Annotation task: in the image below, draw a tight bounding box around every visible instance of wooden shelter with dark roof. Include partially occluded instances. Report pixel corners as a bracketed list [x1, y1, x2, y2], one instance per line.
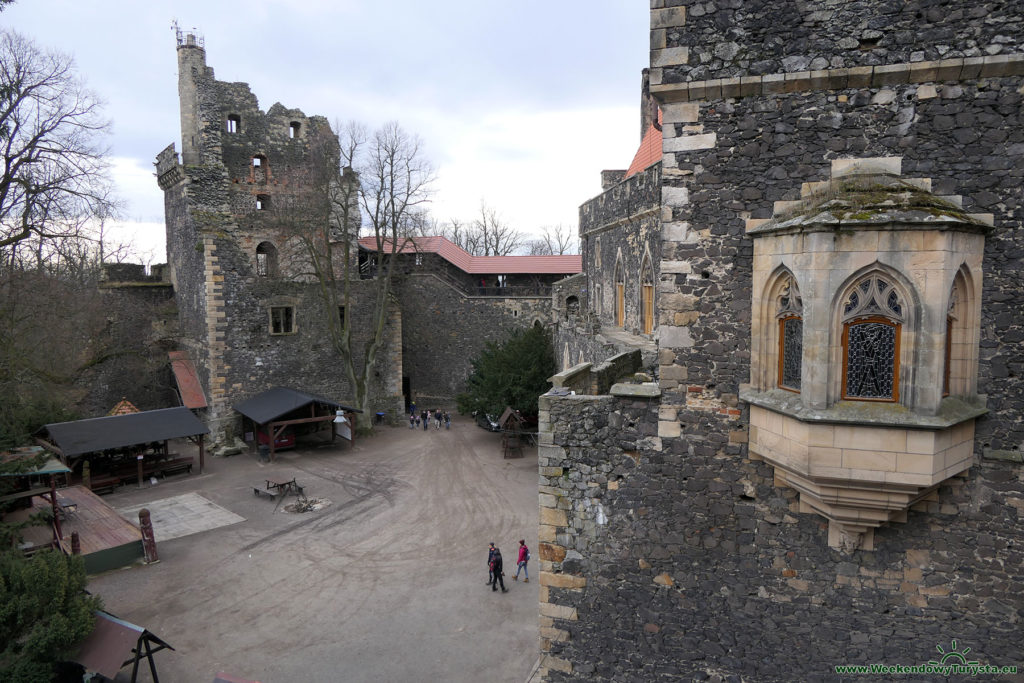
[37, 407, 209, 493]
[233, 386, 360, 461]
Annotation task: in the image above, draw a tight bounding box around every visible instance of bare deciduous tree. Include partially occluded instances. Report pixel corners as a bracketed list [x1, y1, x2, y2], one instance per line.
[434, 202, 523, 256]
[286, 120, 434, 432]
[525, 223, 578, 255]
[473, 201, 523, 256]
[0, 30, 116, 273]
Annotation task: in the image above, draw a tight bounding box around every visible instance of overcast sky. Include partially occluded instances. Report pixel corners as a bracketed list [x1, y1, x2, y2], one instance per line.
[2, 1, 649, 261]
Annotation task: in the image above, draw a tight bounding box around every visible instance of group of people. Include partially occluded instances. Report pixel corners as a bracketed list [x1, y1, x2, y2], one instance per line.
[487, 540, 530, 593]
[409, 407, 451, 430]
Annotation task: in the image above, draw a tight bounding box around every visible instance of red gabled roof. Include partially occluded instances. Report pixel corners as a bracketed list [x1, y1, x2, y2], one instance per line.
[357, 235, 582, 275]
[624, 108, 662, 179]
[108, 398, 139, 416]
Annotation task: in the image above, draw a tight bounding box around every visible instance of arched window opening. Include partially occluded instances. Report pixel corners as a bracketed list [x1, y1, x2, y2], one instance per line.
[289, 121, 301, 139]
[565, 295, 580, 320]
[841, 275, 904, 402]
[226, 114, 241, 133]
[614, 258, 625, 328]
[641, 259, 655, 335]
[944, 270, 974, 397]
[255, 194, 270, 211]
[944, 289, 957, 397]
[256, 241, 277, 277]
[777, 275, 803, 392]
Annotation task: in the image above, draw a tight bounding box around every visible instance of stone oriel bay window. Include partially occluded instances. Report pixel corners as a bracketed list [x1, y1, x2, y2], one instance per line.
[742, 168, 991, 551]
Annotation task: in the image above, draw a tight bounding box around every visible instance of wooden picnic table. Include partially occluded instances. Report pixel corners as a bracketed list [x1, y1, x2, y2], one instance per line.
[253, 477, 306, 503]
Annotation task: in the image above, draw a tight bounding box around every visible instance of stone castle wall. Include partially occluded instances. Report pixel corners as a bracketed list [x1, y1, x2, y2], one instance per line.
[539, 2, 1024, 679]
[161, 40, 405, 438]
[538, 389, 1023, 680]
[580, 162, 662, 339]
[79, 281, 179, 416]
[398, 272, 551, 409]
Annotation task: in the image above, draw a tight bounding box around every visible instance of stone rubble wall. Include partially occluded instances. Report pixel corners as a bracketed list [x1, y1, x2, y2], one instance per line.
[568, 162, 661, 360]
[541, 3, 1024, 678]
[652, 0, 1024, 85]
[397, 272, 551, 409]
[538, 389, 1023, 681]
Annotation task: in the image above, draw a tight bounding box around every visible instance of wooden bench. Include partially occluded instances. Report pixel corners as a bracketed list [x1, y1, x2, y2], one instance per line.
[160, 456, 194, 477]
[254, 478, 306, 502]
[253, 486, 277, 500]
[89, 475, 122, 495]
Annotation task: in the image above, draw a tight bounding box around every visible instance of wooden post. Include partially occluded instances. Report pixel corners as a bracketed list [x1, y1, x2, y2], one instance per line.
[198, 434, 205, 475]
[136, 453, 144, 488]
[144, 636, 160, 683]
[71, 531, 81, 555]
[82, 460, 91, 490]
[49, 475, 62, 541]
[139, 508, 158, 564]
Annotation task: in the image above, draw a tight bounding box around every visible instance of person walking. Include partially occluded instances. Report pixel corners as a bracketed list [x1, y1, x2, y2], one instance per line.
[409, 413, 415, 429]
[444, 411, 451, 430]
[512, 539, 530, 582]
[486, 543, 496, 585]
[435, 410, 442, 430]
[422, 409, 429, 431]
[490, 546, 508, 592]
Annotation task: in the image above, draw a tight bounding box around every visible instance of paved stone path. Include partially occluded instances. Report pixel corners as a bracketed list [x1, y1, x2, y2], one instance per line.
[89, 416, 539, 683]
[117, 492, 246, 542]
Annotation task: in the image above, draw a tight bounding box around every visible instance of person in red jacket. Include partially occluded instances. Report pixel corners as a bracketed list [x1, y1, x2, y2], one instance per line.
[512, 539, 530, 583]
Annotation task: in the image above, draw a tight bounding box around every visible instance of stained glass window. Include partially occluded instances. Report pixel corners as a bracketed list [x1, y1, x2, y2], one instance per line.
[776, 275, 802, 392]
[780, 316, 802, 390]
[844, 320, 898, 400]
[841, 275, 904, 402]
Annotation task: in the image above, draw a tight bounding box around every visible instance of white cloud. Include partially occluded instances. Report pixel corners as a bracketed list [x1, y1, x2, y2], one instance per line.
[6, 1, 648, 259]
[430, 106, 640, 235]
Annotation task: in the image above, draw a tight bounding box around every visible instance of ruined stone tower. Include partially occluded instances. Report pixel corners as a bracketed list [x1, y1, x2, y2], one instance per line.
[156, 30, 402, 442]
[541, 2, 1023, 679]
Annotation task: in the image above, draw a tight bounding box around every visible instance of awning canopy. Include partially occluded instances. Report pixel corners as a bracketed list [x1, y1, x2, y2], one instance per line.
[75, 610, 174, 680]
[40, 407, 209, 458]
[233, 386, 360, 425]
[0, 447, 72, 476]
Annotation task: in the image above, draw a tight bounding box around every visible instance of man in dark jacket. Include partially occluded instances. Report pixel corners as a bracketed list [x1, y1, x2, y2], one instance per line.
[490, 546, 508, 592]
[487, 543, 496, 585]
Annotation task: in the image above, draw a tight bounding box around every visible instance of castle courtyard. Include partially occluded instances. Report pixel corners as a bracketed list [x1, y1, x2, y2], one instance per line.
[87, 416, 539, 683]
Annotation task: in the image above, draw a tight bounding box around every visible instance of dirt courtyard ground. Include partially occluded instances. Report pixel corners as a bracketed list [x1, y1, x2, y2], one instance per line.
[88, 416, 540, 683]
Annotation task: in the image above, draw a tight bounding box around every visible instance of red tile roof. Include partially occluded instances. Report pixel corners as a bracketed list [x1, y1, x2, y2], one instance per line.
[357, 236, 582, 275]
[169, 351, 208, 409]
[624, 108, 662, 178]
[107, 398, 140, 416]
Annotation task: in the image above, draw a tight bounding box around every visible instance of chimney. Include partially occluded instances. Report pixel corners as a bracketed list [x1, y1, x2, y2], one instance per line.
[640, 68, 658, 141]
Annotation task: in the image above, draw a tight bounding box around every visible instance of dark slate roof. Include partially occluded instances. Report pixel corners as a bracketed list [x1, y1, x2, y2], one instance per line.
[41, 407, 209, 457]
[233, 386, 361, 425]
